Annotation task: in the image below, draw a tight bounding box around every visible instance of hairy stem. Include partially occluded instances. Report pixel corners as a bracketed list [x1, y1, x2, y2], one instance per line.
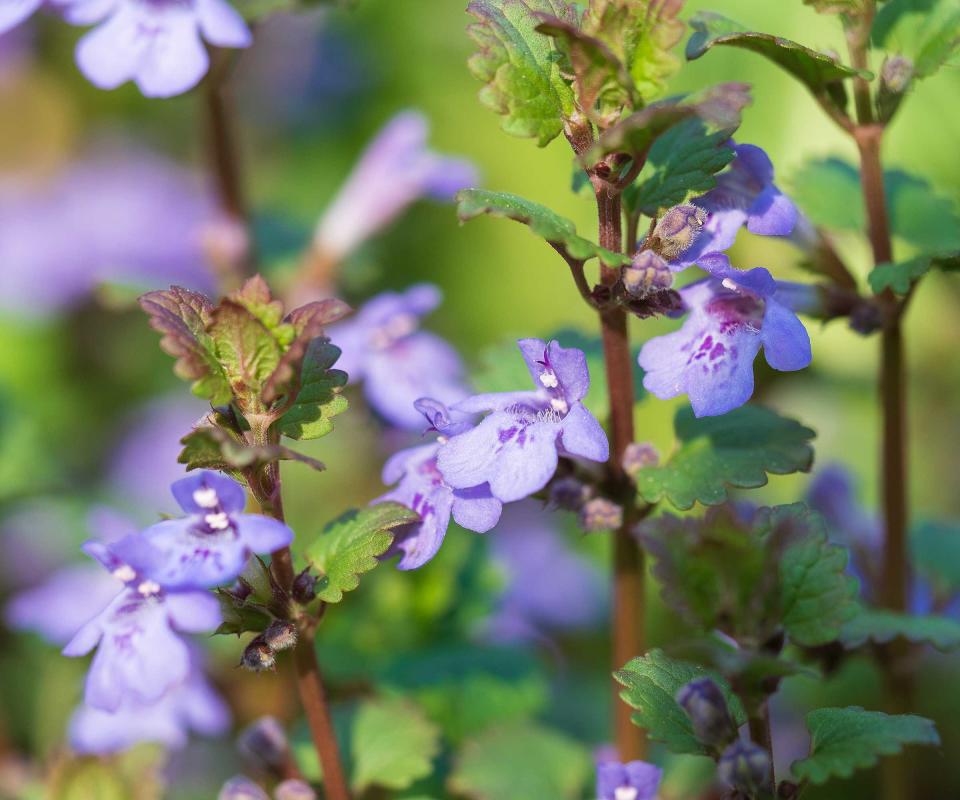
[596, 187, 646, 761]
[204, 47, 253, 288]
[252, 456, 351, 800]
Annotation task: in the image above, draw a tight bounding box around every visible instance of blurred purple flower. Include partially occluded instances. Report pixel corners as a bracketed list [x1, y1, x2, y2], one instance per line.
[313, 111, 477, 259]
[0, 0, 41, 35]
[329, 284, 470, 430]
[69, 651, 229, 754]
[63, 0, 251, 98]
[436, 339, 609, 503]
[377, 400, 502, 569]
[674, 143, 798, 269]
[596, 760, 662, 800]
[110, 471, 293, 589]
[219, 776, 270, 800]
[0, 147, 216, 317]
[639, 254, 812, 417]
[63, 539, 221, 711]
[107, 395, 208, 514]
[484, 501, 605, 643]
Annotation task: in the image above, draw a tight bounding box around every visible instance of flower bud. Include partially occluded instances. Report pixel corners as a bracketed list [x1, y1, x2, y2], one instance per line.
[237, 716, 289, 773]
[218, 775, 269, 800]
[717, 739, 773, 795]
[548, 476, 592, 511]
[652, 204, 707, 260]
[622, 251, 672, 297]
[675, 678, 737, 749]
[292, 568, 318, 604]
[262, 621, 297, 652]
[877, 55, 913, 123]
[579, 497, 623, 532]
[622, 443, 659, 476]
[240, 640, 276, 672]
[275, 780, 318, 800]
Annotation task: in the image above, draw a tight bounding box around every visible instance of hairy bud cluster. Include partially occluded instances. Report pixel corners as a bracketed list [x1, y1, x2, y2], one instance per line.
[548, 475, 593, 511]
[717, 739, 773, 795]
[292, 567, 319, 604]
[675, 677, 737, 749]
[622, 442, 660, 476]
[275, 780, 317, 800]
[240, 621, 297, 673]
[877, 55, 914, 123]
[651, 204, 707, 261]
[622, 251, 673, 298]
[579, 497, 624, 532]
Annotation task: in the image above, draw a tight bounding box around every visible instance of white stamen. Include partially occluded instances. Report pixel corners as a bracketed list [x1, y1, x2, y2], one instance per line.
[193, 487, 219, 508]
[721, 278, 739, 292]
[138, 580, 161, 596]
[205, 512, 230, 530]
[550, 397, 569, 414]
[614, 788, 639, 800]
[112, 565, 136, 583]
[437, 435, 449, 445]
[539, 370, 559, 388]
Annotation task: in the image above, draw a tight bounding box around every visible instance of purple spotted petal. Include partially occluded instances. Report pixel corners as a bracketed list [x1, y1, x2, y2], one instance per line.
[171, 470, 247, 515]
[517, 338, 590, 405]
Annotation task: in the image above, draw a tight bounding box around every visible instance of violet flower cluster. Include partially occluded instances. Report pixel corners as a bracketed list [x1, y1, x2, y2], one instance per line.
[637, 143, 814, 417]
[596, 759, 662, 800]
[8, 470, 293, 755]
[1, 0, 251, 97]
[377, 338, 609, 569]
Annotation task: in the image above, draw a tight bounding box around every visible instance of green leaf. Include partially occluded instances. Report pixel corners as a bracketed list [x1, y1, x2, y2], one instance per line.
[350, 698, 441, 792]
[840, 607, 960, 652]
[625, 118, 736, 216]
[139, 286, 232, 405]
[869, 256, 932, 295]
[790, 159, 960, 252]
[449, 722, 590, 800]
[306, 503, 420, 603]
[911, 520, 960, 593]
[615, 649, 747, 755]
[215, 589, 272, 636]
[872, 0, 960, 78]
[686, 12, 868, 109]
[792, 707, 939, 785]
[456, 189, 630, 267]
[275, 339, 349, 441]
[635, 406, 816, 511]
[771, 504, 860, 646]
[466, 0, 579, 146]
[178, 426, 326, 473]
[208, 300, 283, 411]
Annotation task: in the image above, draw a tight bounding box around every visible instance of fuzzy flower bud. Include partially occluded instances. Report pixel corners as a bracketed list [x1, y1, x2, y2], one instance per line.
[275, 780, 318, 800]
[237, 716, 289, 773]
[240, 640, 276, 673]
[717, 739, 773, 795]
[218, 776, 269, 800]
[579, 497, 623, 532]
[877, 55, 914, 123]
[622, 250, 672, 297]
[675, 678, 737, 749]
[262, 621, 297, 652]
[652, 205, 707, 260]
[622, 443, 659, 476]
[548, 476, 592, 511]
[292, 568, 318, 604]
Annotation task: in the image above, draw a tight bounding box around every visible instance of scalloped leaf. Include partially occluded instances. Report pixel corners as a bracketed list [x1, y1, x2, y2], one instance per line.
[306, 503, 420, 603]
[449, 722, 590, 800]
[635, 406, 816, 511]
[275, 339, 349, 441]
[840, 607, 960, 652]
[351, 698, 441, 792]
[615, 649, 747, 756]
[456, 189, 630, 267]
[686, 12, 868, 109]
[869, 256, 932, 295]
[792, 707, 939, 785]
[466, 0, 579, 146]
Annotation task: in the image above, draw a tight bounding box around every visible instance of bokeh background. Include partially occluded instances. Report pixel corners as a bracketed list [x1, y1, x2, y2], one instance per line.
[0, 0, 958, 797]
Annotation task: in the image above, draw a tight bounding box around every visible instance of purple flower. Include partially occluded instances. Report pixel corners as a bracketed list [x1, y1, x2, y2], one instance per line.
[329, 284, 470, 430]
[110, 471, 293, 589]
[219, 776, 270, 800]
[484, 501, 606, 643]
[63, 541, 221, 712]
[596, 760, 663, 800]
[377, 401, 503, 569]
[0, 0, 41, 35]
[313, 111, 477, 259]
[0, 146, 216, 317]
[674, 143, 798, 269]
[436, 339, 609, 503]
[69, 653, 230, 754]
[638, 254, 812, 417]
[65, 0, 251, 98]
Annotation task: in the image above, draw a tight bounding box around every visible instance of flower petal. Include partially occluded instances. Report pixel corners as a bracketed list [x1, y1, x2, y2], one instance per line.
[451, 485, 503, 533]
[171, 470, 247, 515]
[133, 10, 209, 98]
[747, 184, 798, 237]
[195, 0, 251, 47]
[0, 0, 41, 33]
[559, 402, 609, 462]
[165, 590, 222, 633]
[235, 513, 295, 554]
[74, 8, 145, 90]
[761, 299, 812, 372]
